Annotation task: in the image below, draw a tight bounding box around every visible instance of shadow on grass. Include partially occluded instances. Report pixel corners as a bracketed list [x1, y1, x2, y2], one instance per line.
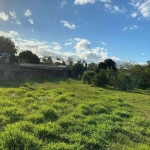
[0, 77, 73, 88]
[104, 86, 150, 96]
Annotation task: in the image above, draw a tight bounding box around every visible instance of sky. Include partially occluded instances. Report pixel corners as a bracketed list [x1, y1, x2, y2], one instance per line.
[0, 0, 150, 64]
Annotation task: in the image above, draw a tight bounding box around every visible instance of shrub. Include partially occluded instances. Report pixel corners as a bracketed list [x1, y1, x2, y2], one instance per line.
[92, 70, 108, 87]
[82, 71, 96, 84]
[114, 73, 135, 91]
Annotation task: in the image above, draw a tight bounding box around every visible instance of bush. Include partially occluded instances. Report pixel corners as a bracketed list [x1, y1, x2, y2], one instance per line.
[92, 70, 108, 87]
[82, 71, 96, 84]
[114, 73, 135, 91]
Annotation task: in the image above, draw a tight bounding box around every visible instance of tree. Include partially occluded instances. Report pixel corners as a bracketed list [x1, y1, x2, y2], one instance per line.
[104, 59, 117, 71]
[67, 57, 73, 66]
[98, 59, 117, 71]
[98, 62, 107, 70]
[19, 50, 40, 64]
[0, 36, 17, 55]
[42, 56, 53, 64]
[87, 63, 98, 71]
[71, 61, 85, 78]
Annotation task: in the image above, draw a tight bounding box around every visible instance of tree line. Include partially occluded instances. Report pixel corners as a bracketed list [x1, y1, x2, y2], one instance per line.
[1, 36, 150, 90]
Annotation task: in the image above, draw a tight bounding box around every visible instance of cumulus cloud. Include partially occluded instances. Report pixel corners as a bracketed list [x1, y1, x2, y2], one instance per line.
[74, 0, 96, 5]
[122, 25, 138, 31]
[0, 12, 9, 21]
[52, 42, 62, 51]
[130, 0, 150, 19]
[104, 4, 126, 13]
[0, 31, 20, 38]
[28, 19, 34, 24]
[61, 20, 76, 29]
[73, 38, 113, 63]
[24, 9, 32, 16]
[0, 30, 120, 63]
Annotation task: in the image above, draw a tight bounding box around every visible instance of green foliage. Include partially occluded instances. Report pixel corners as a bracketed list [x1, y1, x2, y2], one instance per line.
[19, 50, 40, 64]
[0, 36, 17, 55]
[114, 73, 135, 91]
[98, 59, 117, 71]
[82, 71, 96, 84]
[71, 61, 85, 78]
[92, 69, 108, 87]
[87, 63, 97, 71]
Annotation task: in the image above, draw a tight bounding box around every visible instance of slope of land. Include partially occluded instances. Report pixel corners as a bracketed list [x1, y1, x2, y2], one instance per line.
[0, 78, 150, 150]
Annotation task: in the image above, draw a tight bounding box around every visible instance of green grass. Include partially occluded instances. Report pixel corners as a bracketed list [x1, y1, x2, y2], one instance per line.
[0, 78, 150, 149]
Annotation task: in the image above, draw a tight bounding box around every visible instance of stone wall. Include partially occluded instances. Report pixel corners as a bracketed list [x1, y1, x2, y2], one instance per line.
[0, 63, 69, 81]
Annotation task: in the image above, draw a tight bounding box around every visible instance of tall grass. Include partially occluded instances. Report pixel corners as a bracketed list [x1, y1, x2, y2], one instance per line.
[0, 78, 150, 149]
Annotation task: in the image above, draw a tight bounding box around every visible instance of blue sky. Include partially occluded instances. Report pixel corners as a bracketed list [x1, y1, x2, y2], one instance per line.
[0, 0, 150, 64]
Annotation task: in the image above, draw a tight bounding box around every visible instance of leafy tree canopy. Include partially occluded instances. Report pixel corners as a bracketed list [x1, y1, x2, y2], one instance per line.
[19, 50, 40, 64]
[0, 36, 17, 55]
[98, 59, 117, 71]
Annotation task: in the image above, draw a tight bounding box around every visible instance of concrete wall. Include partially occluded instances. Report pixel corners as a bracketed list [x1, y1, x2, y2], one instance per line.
[0, 63, 69, 81]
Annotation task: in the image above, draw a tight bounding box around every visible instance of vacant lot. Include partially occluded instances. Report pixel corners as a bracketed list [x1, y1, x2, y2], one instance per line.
[0, 78, 150, 150]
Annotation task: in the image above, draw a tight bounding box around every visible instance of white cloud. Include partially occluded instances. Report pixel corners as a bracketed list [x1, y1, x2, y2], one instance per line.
[130, 12, 138, 18]
[24, 9, 32, 16]
[101, 41, 107, 45]
[130, 25, 138, 30]
[10, 11, 17, 19]
[104, 4, 126, 13]
[130, 0, 150, 19]
[61, 20, 76, 29]
[0, 12, 9, 21]
[122, 26, 129, 31]
[16, 20, 21, 25]
[0, 30, 120, 63]
[61, 0, 67, 8]
[52, 42, 62, 51]
[100, 0, 111, 3]
[122, 25, 138, 31]
[0, 31, 19, 37]
[73, 38, 117, 63]
[74, 0, 96, 5]
[65, 42, 73, 46]
[28, 19, 34, 24]
[9, 11, 21, 25]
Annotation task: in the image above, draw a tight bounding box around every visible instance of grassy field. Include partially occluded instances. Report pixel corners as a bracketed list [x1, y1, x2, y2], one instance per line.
[0, 78, 150, 150]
